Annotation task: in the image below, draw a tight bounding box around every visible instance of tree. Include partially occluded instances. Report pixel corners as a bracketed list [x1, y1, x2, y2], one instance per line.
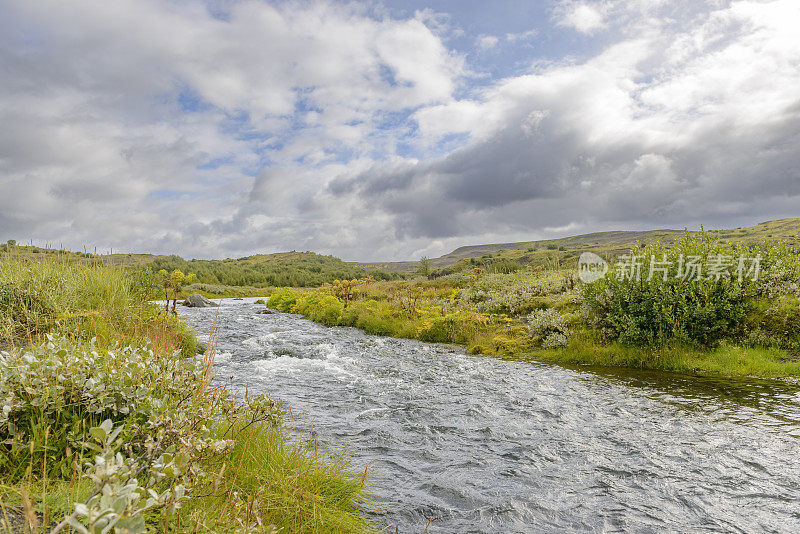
[161, 269, 196, 314]
[417, 256, 432, 277]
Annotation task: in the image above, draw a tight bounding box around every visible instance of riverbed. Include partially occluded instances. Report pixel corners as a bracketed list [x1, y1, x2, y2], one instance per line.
[178, 299, 800, 533]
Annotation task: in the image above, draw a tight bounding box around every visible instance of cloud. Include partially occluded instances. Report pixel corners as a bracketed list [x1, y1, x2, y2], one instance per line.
[0, 0, 463, 257]
[1, 0, 798, 262]
[505, 29, 539, 43]
[557, 2, 608, 34]
[476, 35, 500, 50]
[330, 0, 800, 252]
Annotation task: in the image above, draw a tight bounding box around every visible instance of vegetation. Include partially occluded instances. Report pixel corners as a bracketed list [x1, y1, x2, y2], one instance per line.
[145, 252, 401, 288]
[269, 231, 800, 378]
[0, 253, 375, 533]
[354, 217, 800, 274]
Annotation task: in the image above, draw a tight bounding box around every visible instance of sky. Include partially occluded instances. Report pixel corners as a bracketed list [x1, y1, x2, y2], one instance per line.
[1, 0, 799, 261]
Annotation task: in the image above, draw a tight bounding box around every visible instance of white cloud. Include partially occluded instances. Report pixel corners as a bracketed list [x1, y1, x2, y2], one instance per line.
[505, 28, 539, 42]
[476, 35, 500, 50]
[557, 2, 608, 34]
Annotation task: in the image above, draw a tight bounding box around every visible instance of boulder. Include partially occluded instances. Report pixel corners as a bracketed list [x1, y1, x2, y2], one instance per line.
[183, 294, 219, 308]
[257, 309, 274, 315]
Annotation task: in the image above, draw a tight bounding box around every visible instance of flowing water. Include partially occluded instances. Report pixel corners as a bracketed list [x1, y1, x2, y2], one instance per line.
[178, 299, 800, 533]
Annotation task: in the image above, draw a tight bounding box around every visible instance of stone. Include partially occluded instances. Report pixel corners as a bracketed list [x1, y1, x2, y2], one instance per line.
[183, 294, 219, 308]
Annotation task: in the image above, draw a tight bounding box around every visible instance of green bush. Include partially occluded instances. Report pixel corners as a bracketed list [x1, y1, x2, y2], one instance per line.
[745, 296, 800, 352]
[527, 308, 572, 348]
[583, 231, 755, 346]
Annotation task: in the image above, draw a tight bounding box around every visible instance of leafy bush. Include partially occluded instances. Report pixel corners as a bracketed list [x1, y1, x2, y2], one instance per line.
[745, 296, 800, 353]
[527, 308, 572, 348]
[458, 271, 570, 315]
[583, 232, 755, 346]
[0, 335, 288, 532]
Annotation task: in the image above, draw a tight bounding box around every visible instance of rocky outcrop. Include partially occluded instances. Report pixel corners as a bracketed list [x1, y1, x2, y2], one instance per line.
[182, 294, 219, 308]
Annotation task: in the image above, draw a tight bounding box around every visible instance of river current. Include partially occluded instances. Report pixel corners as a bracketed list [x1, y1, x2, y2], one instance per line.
[177, 299, 800, 533]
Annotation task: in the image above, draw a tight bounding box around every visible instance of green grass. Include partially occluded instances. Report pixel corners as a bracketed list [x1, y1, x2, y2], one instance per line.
[0, 253, 376, 533]
[531, 336, 800, 378]
[268, 262, 800, 379]
[0, 251, 195, 356]
[178, 424, 373, 533]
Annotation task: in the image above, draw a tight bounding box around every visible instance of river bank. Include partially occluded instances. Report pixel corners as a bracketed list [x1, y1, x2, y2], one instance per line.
[267, 233, 800, 379]
[178, 298, 800, 532]
[0, 255, 374, 532]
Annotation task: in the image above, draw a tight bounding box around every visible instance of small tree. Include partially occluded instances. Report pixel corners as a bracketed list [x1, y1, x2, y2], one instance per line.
[332, 279, 358, 308]
[161, 269, 196, 314]
[417, 256, 432, 277]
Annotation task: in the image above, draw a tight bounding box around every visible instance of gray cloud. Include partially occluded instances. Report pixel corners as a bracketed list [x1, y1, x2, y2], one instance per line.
[1, 0, 799, 262]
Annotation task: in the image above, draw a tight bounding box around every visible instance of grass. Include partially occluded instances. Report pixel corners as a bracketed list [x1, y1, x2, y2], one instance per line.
[268, 263, 800, 379]
[0, 252, 376, 533]
[177, 425, 372, 533]
[0, 251, 195, 356]
[531, 335, 800, 378]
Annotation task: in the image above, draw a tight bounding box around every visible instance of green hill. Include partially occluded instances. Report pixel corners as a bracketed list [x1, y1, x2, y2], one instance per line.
[352, 218, 800, 273]
[4, 218, 799, 283]
[0, 246, 401, 288]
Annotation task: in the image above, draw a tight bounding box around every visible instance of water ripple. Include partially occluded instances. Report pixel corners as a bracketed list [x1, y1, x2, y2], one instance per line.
[179, 299, 800, 533]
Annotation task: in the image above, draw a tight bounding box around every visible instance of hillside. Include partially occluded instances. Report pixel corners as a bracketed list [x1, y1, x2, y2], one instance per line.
[4, 218, 799, 282]
[0, 245, 401, 288]
[352, 218, 800, 273]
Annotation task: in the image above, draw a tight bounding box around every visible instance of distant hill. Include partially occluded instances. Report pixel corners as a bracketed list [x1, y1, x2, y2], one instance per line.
[4, 218, 798, 281]
[0, 247, 401, 287]
[351, 218, 800, 273]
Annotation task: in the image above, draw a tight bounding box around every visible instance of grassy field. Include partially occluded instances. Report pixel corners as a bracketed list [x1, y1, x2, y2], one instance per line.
[0, 253, 375, 533]
[268, 231, 800, 379]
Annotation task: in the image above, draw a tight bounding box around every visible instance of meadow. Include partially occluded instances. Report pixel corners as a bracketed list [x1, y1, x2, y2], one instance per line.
[0, 252, 375, 533]
[269, 231, 800, 378]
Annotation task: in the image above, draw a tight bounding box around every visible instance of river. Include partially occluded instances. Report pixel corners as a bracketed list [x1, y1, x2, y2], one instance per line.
[177, 298, 800, 533]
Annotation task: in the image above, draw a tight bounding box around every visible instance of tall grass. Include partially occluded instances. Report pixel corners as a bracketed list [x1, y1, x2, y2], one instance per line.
[0, 252, 195, 356]
[0, 253, 375, 533]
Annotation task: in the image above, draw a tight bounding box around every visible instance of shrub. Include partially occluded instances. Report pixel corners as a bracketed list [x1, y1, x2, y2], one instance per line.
[745, 296, 800, 352]
[0, 335, 285, 531]
[527, 308, 572, 348]
[583, 231, 755, 346]
[458, 271, 569, 315]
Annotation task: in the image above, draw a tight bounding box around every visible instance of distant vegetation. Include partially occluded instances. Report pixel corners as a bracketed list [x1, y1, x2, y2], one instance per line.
[354, 217, 800, 274]
[269, 230, 800, 378]
[145, 251, 402, 288]
[0, 243, 403, 291]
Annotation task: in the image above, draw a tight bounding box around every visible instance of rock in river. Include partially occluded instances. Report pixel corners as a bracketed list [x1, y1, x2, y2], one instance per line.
[182, 294, 219, 308]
